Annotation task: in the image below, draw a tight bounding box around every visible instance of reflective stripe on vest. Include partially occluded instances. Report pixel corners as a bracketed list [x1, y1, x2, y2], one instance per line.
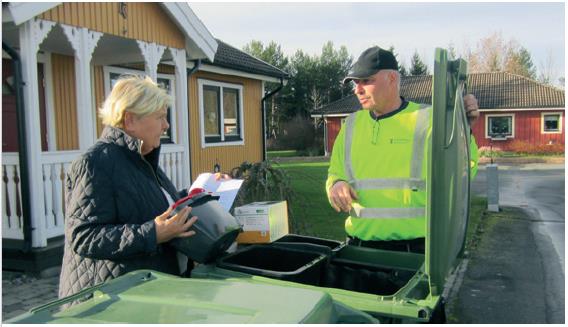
[350, 207, 426, 219]
[344, 105, 430, 219]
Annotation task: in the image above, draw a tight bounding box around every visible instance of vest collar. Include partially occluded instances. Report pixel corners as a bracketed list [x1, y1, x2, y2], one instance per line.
[369, 97, 409, 121]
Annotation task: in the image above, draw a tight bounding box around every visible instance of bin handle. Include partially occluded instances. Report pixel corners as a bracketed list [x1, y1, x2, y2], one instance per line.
[30, 271, 155, 314]
[29, 282, 107, 314]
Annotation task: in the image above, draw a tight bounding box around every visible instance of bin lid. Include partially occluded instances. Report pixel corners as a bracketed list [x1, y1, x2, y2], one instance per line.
[426, 48, 471, 296]
[6, 270, 362, 324]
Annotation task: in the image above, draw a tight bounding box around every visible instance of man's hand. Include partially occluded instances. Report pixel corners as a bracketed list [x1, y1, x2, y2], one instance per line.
[329, 181, 358, 213]
[464, 94, 480, 127]
[155, 206, 198, 244]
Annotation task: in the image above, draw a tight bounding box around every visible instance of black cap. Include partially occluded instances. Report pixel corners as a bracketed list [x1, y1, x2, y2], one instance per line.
[343, 46, 398, 84]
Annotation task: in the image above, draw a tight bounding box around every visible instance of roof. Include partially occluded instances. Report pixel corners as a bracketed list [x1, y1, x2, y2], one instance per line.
[2, 2, 218, 61]
[203, 39, 289, 79]
[312, 72, 565, 115]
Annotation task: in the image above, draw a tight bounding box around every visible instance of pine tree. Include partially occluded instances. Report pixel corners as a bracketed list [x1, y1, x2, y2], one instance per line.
[409, 50, 428, 76]
[387, 46, 408, 76]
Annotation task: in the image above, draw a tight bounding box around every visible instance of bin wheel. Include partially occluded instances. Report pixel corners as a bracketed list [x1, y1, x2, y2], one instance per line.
[429, 299, 447, 323]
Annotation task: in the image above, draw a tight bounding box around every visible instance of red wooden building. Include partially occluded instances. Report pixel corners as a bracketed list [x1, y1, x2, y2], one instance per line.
[312, 72, 565, 155]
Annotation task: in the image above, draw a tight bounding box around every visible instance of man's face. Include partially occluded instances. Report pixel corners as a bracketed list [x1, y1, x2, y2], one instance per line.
[352, 70, 395, 111]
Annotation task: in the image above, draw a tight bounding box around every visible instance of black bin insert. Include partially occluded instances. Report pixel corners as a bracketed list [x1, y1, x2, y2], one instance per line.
[217, 245, 327, 286]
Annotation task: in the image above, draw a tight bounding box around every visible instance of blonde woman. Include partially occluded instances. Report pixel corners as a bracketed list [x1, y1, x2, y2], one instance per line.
[59, 75, 197, 300]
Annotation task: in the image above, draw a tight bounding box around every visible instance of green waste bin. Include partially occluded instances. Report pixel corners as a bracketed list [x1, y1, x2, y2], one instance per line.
[192, 48, 473, 323]
[5, 270, 378, 324]
[6, 48, 470, 324]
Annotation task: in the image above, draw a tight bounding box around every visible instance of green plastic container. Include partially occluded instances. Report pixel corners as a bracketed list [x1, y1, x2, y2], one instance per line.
[6, 48, 470, 324]
[6, 270, 378, 324]
[192, 48, 473, 323]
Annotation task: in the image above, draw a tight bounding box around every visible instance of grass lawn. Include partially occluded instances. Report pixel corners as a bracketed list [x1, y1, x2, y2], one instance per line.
[276, 161, 347, 241]
[277, 159, 487, 244]
[267, 150, 301, 159]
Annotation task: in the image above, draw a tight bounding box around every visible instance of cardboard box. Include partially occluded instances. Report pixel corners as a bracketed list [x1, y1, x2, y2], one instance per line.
[234, 201, 288, 244]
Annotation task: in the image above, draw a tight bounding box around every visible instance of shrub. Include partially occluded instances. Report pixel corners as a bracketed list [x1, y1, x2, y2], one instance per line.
[274, 115, 316, 151]
[508, 140, 565, 155]
[478, 146, 504, 158]
[230, 161, 307, 233]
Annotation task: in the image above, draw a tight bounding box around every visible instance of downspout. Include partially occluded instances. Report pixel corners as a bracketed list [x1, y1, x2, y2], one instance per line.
[261, 77, 284, 161]
[2, 41, 33, 252]
[185, 59, 201, 181]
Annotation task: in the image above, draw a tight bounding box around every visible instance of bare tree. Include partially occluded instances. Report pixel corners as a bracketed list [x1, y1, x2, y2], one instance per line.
[465, 32, 538, 80]
[538, 49, 557, 85]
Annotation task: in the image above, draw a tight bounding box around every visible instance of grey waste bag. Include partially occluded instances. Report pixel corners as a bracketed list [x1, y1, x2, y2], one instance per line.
[169, 188, 242, 263]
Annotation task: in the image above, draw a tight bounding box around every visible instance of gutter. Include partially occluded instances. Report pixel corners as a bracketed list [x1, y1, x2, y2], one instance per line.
[261, 77, 284, 161]
[2, 41, 33, 252]
[185, 59, 201, 180]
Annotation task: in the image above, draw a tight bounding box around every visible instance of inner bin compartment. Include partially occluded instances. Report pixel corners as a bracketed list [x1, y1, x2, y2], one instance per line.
[274, 234, 344, 251]
[217, 244, 328, 286]
[321, 245, 425, 295]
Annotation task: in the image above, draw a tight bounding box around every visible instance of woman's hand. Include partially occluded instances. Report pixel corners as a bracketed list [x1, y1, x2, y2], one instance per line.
[214, 172, 232, 181]
[154, 206, 198, 244]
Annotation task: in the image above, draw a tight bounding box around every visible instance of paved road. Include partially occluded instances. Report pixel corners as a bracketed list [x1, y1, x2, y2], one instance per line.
[471, 163, 565, 322]
[472, 164, 565, 270]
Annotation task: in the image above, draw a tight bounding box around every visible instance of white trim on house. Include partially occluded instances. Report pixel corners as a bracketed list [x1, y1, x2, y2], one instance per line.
[197, 63, 287, 84]
[2, 2, 60, 25]
[541, 112, 563, 134]
[197, 78, 245, 148]
[485, 113, 516, 140]
[102, 66, 178, 144]
[2, 2, 217, 63]
[478, 107, 565, 112]
[160, 2, 217, 61]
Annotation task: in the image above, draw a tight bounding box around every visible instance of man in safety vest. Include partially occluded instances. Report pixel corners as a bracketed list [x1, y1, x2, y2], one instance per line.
[327, 46, 479, 253]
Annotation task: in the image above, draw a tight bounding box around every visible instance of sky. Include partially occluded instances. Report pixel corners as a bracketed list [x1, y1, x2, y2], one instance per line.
[189, 2, 565, 85]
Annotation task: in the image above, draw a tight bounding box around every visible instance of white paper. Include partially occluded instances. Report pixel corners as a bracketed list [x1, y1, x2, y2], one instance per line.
[188, 173, 243, 212]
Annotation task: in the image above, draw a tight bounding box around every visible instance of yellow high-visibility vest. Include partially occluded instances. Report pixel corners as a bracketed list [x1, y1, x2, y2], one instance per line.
[327, 101, 478, 241]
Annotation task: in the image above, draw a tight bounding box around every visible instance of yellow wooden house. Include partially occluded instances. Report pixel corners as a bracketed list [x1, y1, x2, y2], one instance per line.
[1, 2, 288, 271]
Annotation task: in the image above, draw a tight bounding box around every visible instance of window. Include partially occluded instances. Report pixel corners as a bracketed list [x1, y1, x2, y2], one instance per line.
[198, 79, 244, 146]
[542, 113, 562, 134]
[486, 114, 514, 139]
[103, 66, 176, 143]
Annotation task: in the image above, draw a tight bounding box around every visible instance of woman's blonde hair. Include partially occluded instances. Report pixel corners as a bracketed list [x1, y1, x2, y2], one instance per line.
[99, 75, 173, 128]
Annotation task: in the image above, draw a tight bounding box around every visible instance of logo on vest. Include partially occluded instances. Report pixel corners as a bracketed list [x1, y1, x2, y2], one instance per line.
[390, 138, 410, 144]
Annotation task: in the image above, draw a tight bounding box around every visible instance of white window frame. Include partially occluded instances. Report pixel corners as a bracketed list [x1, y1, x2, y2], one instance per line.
[198, 78, 245, 148]
[485, 113, 515, 140]
[541, 112, 563, 134]
[102, 66, 177, 143]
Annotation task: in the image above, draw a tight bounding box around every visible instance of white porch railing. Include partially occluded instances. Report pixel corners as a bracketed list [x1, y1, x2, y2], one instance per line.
[160, 144, 186, 190]
[2, 145, 186, 243]
[2, 154, 24, 240]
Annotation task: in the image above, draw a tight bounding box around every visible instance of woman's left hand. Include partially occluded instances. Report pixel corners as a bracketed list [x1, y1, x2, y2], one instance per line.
[214, 173, 232, 181]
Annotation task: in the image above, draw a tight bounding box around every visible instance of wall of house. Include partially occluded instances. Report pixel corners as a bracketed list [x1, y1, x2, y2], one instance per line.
[39, 2, 184, 48]
[325, 117, 345, 155]
[472, 110, 565, 151]
[51, 53, 79, 150]
[188, 71, 263, 181]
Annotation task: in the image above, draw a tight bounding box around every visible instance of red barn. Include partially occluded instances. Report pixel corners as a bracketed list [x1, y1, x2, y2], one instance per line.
[312, 72, 565, 155]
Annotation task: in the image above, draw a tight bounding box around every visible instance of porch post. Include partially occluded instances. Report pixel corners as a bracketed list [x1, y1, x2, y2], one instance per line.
[136, 41, 166, 82]
[19, 18, 55, 247]
[170, 48, 190, 187]
[61, 25, 103, 150]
